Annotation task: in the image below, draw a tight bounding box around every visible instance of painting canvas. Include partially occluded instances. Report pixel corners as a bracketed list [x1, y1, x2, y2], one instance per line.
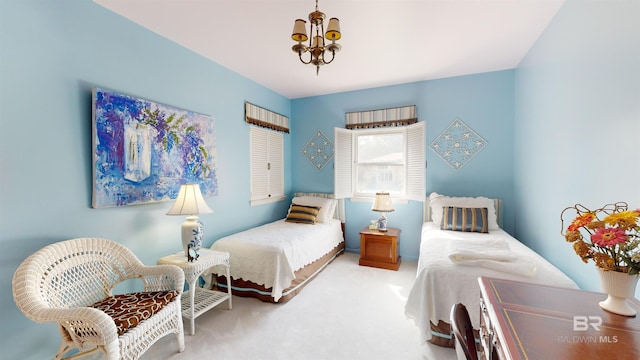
[92, 88, 218, 208]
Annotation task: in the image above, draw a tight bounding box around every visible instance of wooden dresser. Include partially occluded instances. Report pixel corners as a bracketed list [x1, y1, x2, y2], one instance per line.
[359, 227, 401, 270]
[478, 277, 640, 360]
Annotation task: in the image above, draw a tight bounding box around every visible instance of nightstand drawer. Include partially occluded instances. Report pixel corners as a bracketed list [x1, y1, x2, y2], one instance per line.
[362, 236, 396, 262]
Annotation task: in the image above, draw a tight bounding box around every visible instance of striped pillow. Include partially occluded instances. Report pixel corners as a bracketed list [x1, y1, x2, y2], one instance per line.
[285, 204, 321, 224]
[441, 207, 489, 233]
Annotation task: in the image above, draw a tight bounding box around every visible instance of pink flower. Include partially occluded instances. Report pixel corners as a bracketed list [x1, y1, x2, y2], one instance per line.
[591, 227, 627, 247]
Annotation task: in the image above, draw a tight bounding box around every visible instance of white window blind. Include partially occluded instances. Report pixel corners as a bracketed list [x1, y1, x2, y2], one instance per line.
[334, 121, 425, 202]
[250, 126, 285, 206]
[406, 121, 426, 201]
[334, 127, 353, 199]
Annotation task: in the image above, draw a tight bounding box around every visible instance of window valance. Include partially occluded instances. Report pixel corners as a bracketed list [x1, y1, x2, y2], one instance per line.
[345, 105, 417, 129]
[245, 102, 289, 133]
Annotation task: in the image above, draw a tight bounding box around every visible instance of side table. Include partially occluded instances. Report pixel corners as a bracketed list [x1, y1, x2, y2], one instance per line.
[158, 248, 232, 335]
[359, 227, 401, 270]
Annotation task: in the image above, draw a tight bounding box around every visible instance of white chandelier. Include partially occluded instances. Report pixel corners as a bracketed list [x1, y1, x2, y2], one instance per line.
[291, 0, 341, 75]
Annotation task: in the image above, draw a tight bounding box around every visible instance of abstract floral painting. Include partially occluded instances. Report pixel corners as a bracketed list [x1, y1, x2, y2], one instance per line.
[92, 88, 217, 208]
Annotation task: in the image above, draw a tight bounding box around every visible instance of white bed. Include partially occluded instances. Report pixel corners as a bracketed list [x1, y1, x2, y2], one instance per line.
[204, 193, 345, 303]
[404, 193, 578, 347]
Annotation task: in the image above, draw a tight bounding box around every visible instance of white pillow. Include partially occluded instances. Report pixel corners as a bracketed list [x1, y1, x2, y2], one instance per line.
[429, 192, 499, 230]
[291, 196, 337, 223]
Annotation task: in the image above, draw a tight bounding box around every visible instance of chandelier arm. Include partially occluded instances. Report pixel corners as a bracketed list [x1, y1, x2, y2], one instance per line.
[298, 51, 313, 65]
[321, 50, 337, 65]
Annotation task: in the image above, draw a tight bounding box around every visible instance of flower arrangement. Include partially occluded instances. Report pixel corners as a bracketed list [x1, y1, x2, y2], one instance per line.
[561, 202, 640, 275]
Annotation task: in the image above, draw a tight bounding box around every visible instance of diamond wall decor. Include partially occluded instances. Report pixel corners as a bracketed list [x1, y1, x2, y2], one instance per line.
[430, 118, 488, 171]
[301, 130, 334, 171]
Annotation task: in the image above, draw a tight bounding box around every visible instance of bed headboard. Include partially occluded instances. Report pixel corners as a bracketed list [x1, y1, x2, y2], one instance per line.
[293, 192, 345, 223]
[423, 193, 503, 228]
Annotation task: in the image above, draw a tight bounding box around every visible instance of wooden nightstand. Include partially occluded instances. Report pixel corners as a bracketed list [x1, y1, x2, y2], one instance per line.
[359, 227, 401, 270]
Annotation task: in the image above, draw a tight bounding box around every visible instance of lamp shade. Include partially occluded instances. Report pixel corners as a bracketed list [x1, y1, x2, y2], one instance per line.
[312, 35, 324, 48]
[291, 19, 308, 42]
[166, 184, 213, 216]
[325, 18, 341, 40]
[372, 192, 394, 212]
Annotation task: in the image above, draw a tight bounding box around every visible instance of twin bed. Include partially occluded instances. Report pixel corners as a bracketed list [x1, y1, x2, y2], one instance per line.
[204, 193, 345, 303]
[404, 192, 578, 347]
[202, 189, 576, 351]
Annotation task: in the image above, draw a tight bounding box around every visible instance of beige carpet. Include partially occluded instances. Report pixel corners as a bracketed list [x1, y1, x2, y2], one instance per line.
[139, 252, 456, 360]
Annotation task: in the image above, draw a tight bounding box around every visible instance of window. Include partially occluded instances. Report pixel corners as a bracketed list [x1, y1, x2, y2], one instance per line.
[250, 126, 285, 206]
[334, 121, 425, 201]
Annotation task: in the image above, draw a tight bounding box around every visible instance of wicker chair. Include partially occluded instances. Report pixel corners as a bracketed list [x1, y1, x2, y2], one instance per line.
[12, 238, 185, 360]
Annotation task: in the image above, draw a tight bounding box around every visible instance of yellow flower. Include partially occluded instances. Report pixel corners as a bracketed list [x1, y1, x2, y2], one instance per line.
[605, 210, 639, 229]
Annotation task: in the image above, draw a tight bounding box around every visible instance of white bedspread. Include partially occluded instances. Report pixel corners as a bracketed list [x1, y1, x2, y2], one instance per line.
[205, 218, 343, 301]
[405, 223, 578, 343]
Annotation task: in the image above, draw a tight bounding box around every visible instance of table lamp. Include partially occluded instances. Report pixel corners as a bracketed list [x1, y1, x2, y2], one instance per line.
[372, 192, 394, 232]
[167, 184, 213, 260]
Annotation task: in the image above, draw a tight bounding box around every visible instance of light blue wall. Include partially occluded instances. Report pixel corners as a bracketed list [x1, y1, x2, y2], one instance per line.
[0, 1, 291, 358]
[4, 0, 637, 358]
[514, 0, 640, 296]
[291, 70, 515, 260]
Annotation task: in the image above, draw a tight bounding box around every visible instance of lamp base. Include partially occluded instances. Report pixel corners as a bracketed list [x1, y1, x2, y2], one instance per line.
[181, 216, 203, 261]
[378, 213, 388, 232]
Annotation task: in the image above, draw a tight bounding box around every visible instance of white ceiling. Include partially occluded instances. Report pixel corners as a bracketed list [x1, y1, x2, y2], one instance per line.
[94, 0, 564, 99]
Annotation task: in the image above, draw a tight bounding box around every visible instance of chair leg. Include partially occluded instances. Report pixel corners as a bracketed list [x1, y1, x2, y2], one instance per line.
[55, 343, 72, 360]
[55, 326, 76, 359]
[176, 313, 185, 352]
[55, 343, 103, 360]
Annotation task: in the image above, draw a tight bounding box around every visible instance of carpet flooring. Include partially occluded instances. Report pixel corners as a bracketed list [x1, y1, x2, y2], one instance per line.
[139, 252, 457, 360]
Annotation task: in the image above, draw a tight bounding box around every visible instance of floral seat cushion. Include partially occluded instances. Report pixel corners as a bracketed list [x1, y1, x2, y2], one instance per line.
[91, 290, 180, 336]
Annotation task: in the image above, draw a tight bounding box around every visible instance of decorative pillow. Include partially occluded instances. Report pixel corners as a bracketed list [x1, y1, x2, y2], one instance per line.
[441, 207, 489, 233]
[90, 290, 179, 336]
[291, 196, 337, 223]
[429, 192, 499, 230]
[285, 204, 321, 224]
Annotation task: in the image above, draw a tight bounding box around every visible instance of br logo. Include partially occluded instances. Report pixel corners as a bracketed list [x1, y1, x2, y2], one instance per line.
[573, 316, 602, 331]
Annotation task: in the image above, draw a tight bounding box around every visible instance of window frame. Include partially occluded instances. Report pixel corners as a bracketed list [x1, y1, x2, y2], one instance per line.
[353, 128, 406, 197]
[334, 121, 425, 202]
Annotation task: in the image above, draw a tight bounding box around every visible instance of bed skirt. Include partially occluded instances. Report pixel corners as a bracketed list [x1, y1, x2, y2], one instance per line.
[210, 241, 345, 304]
[429, 320, 481, 350]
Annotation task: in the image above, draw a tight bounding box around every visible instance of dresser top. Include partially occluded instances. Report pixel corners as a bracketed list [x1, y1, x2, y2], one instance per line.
[479, 277, 640, 359]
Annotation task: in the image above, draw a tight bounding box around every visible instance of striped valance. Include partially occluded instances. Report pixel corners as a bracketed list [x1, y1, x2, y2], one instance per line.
[345, 105, 417, 129]
[245, 102, 290, 133]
